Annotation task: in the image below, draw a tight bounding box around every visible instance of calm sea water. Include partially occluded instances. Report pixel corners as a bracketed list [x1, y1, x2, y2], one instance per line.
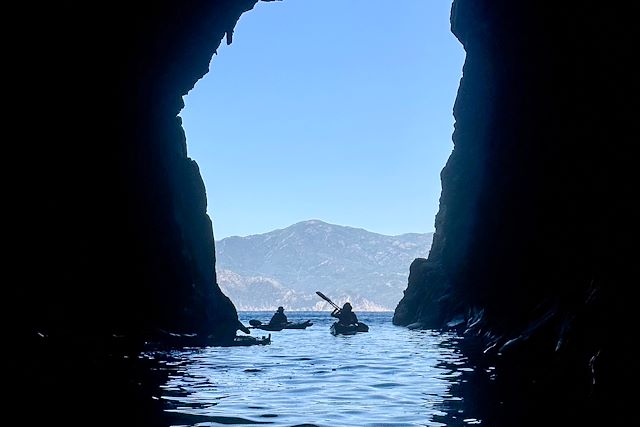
[146, 311, 484, 426]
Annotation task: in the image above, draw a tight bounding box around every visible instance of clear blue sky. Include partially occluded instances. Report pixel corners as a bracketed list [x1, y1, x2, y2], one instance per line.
[180, 0, 465, 239]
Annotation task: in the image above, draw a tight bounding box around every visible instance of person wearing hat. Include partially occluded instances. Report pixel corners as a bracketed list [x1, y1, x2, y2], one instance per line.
[331, 302, 359, 326]
[268, 306, 289, 327]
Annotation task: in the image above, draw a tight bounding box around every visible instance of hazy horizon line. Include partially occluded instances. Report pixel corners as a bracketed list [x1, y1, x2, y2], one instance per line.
[214, 218, 435, 241]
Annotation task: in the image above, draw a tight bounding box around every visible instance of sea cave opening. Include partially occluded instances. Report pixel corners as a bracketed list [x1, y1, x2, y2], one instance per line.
[179, 0, 464, 313]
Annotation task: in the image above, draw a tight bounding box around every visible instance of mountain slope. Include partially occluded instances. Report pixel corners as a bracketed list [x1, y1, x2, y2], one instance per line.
[215, 220, 432, 311]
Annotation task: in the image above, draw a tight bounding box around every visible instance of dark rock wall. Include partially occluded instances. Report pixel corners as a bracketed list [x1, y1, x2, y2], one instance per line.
[395, 0, 634, 423]
[11, 0, 260, 348]
[7, 0, 634, 423]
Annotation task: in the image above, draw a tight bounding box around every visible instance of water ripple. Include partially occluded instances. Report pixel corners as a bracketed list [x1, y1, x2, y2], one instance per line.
[145, 312, 479, 426]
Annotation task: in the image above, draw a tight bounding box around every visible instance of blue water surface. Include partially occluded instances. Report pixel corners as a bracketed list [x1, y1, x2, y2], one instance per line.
[148, 311, 483, 426]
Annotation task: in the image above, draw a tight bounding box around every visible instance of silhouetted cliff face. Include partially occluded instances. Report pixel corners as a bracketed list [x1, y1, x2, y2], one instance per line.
[9, 0, 634, 424]
[394, 0, 633, 424]
[12, 0, 261, 349]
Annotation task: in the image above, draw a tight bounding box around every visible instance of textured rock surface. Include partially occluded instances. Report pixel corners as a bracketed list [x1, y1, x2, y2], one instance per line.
[394, 0, 633, 424]
[11, 1, 261, 350]
[10, 1, 263, 422]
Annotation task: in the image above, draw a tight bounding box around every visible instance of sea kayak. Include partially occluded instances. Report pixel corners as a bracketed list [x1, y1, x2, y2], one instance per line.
[249, 319, 313, 331]
[330, 322, 369, 336]
[148, 329, 271, 348]
[230, 334, 271, 346]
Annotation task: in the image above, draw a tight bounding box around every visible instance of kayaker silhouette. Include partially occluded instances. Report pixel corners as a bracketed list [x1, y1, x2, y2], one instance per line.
[269, 306, 289, 327]
[331, 302, 359, 326]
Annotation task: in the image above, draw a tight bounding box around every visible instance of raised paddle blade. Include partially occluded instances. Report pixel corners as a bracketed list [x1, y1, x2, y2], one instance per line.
[315, 291, 341, 309]
[315, 291, 328, 300]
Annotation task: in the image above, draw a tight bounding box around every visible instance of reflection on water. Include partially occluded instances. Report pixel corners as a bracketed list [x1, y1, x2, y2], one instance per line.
[142, 312, 486, 426]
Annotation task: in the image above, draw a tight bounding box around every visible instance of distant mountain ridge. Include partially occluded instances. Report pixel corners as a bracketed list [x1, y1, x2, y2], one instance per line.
[215, 220, 432, 311]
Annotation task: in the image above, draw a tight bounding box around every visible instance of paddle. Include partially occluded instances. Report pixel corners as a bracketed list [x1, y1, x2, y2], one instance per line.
[316, 291, 341, 311]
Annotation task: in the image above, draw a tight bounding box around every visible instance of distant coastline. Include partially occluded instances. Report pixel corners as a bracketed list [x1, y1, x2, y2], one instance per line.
[216, 219, 432, 311]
